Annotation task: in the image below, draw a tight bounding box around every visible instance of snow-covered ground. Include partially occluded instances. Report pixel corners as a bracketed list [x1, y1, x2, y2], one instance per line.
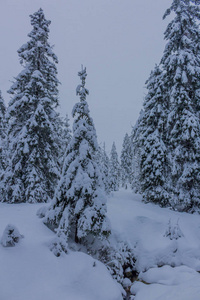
[1, 189, 200, 299]
[0, 203, 122, 300]
[108, 190, 200, 300]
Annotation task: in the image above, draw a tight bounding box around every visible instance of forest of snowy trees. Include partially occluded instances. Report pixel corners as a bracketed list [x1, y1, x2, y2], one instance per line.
[1, 0, 200, 299]
[132, 0, 200, 213]
[0, 9, 131, 206]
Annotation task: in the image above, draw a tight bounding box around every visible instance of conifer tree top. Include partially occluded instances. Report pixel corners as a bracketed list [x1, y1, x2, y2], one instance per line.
[76, 66, 89, 102]
[29, 8, 51, 32]
[17, 8, 58, 67]
[8, 8, 59, 108]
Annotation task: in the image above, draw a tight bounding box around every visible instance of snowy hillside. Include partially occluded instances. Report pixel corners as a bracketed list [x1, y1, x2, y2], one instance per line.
[0, 203, 122, 300]
[1, 190, 200, 300]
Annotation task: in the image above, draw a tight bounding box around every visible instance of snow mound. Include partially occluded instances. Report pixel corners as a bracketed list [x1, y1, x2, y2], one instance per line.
[0, 203, 123, 300]
[1, 224, 24, 247]
[138, 265, 197, 286]
[132, 266, 200, 300]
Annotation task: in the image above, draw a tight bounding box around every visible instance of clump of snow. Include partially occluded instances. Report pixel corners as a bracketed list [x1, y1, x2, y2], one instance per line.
[123, 277, 132, 288]
[1, 224, 24, 247]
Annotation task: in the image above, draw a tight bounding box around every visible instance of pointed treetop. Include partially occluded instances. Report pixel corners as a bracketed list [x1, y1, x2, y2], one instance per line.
[30, 7, 50, 27]
[78, 65, 87, 83]
[27, 8, 51, 45]
[76, 65, 89, 102]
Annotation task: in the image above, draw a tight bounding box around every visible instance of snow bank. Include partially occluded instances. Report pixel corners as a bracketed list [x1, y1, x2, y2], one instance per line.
[132, 266, 200, 300]
[108, 190, 200, 299]
[0, 203, 122, 300]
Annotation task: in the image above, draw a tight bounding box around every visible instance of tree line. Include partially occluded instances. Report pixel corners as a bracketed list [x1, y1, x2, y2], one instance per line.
[0, 1, 200, 218]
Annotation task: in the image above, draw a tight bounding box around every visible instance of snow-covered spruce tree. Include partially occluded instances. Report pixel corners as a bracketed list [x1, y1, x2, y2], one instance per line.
[0, 91, 6, 172]
[45, 67, 111, 249]
[1, 9, 60, 203]
[96, 143, 111, 194]
[135, 65, 170, 206]
[120, 133, 132, 189]
[162, 0, 200, 211]
[109, 142, 121, 191]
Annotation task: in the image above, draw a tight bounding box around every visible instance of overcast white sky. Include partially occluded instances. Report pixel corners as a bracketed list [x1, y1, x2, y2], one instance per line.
[0, 0, 171, 153]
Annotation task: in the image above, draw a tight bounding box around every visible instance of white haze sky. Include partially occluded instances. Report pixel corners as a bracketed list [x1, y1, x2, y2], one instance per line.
[0, 0, 171, 153]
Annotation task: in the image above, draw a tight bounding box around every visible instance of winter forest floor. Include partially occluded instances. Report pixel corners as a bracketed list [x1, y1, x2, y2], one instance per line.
[1, 190, 200, 300]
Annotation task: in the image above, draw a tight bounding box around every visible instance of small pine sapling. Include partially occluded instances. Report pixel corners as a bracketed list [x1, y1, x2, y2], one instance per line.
[164, 219, 184, 240]
[1, 224, 24, 247]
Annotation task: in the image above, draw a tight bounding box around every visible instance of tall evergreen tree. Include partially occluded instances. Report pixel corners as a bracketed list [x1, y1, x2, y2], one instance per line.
[1, 9, 60, 203]
[109, 142, 120, 191]
[162, 0, 200, 211]
[45, 67, 110, 247]
[135, 66, 170, 205]
[120, 133, 132, 189]
[132, 0, 200, 212]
